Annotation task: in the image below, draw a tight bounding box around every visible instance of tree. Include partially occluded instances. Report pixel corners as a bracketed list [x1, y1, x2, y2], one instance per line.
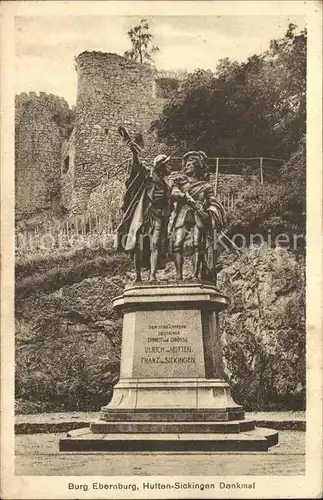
[151, 23, 306, 159]
[124, 18, 159, 65]
[264, 23, 307, 154]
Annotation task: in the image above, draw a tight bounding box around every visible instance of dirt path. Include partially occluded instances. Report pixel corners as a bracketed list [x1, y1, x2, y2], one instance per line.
[15, 430, 305, 476]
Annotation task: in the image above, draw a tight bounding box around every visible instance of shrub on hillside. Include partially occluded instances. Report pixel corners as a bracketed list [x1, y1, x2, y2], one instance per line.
[226, 136, 306, 249]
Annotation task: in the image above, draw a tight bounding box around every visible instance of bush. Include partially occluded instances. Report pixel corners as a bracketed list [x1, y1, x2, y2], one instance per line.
[226, 136, 306, 249]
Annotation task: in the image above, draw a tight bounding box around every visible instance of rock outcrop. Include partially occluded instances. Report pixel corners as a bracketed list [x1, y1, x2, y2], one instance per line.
[15, 275, 126, 412]
[218, 246, 305, 410]
[15, 246, 305, 413]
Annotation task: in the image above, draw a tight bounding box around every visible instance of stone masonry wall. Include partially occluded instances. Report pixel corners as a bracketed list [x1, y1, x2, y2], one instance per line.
[62, 51, 167, 214]
[15, 92, 71, 218]
[60, 129, 77, 212]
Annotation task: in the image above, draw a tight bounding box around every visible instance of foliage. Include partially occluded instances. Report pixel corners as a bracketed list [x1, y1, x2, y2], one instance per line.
[15, 306, 123, 412]
[151, 23, 306, 159]
[16, 351, 121, 412]
[124, 18, 159, 65]
[52, 105, 76, 139]
[226, 136, 306, 246]
[15, 398, 64, 414]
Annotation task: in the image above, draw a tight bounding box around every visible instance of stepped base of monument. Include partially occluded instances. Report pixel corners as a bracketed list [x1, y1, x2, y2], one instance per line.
[59, 283, 279, 453]
[89, 418, 256, 433]
[100, 407, 245, 422]
[102, 378, 245, 415]
[59, 426, 278, 452]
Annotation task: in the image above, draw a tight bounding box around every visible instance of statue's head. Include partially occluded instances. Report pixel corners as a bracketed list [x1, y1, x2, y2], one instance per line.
[152, 154, 171, 177]
[182, 151, 208, 180]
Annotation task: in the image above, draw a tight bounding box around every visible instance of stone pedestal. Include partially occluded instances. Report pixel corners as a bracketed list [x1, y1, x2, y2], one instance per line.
[60, 283, 278, 452]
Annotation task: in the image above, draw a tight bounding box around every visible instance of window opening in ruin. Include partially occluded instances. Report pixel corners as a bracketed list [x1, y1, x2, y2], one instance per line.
[104, 128, 109, 135]
[63, 156, 70, 174]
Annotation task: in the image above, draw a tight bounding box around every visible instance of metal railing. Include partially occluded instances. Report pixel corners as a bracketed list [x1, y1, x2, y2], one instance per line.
[98, 156, 284, 187]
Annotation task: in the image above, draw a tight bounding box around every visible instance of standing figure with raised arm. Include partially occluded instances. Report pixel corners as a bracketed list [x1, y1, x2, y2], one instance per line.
[116, 126, 171, 282]
[169, 151, 225, 281]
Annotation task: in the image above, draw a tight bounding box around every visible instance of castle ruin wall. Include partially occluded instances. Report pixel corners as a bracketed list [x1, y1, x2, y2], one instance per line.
[15, 92, 71, 218]
[61, 51, 167, 214]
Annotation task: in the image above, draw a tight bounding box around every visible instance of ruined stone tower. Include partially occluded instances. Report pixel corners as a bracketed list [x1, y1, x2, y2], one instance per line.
[15, 92, 71, 218]
[61, 51, 171, 214]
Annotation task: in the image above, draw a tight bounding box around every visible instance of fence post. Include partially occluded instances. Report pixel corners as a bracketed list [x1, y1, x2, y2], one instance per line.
[107, 213, 112, 234]
[83, 214, 86, 236]
[259, 157, 264, 185]
[88, 213, 92, 234]
[75, 216, 78, 236]
[214, 158, 220, 196]
[33, 229, 37, 251]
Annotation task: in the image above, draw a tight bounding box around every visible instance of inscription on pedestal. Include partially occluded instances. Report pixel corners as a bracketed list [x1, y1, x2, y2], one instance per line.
[132, 309, 205, 377]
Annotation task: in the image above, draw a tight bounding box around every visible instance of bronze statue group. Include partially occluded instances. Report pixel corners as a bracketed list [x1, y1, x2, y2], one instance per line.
[116, 126, 226, 283]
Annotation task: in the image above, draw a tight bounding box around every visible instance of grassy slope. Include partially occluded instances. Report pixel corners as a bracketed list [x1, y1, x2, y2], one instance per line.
[15, 246, 132, 299]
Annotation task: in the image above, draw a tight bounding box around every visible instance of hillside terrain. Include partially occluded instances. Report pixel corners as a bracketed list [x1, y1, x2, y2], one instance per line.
[15, 244, 305, 413]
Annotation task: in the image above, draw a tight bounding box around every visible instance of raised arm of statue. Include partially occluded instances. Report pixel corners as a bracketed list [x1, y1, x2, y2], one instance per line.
[118, 126, 146, 178]
[127, 140, 143, 177]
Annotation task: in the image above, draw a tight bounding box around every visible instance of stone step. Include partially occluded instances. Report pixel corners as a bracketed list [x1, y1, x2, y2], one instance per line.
[100, 408, 245, 422]
[14, 412, 306, 435]
[59, 427, 279, 452]
[90, 419, 255, 434]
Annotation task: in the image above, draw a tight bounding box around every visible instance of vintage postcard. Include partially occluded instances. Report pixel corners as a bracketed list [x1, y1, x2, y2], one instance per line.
[1, 1, 322, 499]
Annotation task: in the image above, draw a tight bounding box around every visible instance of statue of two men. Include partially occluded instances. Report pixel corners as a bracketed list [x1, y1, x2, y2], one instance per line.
[116, 127, 225, 282]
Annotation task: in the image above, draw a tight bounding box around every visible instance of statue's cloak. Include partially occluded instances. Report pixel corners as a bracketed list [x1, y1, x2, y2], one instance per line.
[116, 161, 147, 253]
[169, 177, 225, 231]
[116, 161, 170, 269]
[169, 175, 226, 282]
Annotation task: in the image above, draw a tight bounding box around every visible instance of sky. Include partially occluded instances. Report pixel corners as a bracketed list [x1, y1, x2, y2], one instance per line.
[15, 15, 305, 106]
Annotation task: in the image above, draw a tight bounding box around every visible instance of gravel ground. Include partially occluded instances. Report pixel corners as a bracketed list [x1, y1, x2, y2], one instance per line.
[15, 430, 305, 476]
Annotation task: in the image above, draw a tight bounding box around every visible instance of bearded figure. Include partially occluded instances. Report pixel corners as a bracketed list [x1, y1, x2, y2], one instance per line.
[169, 151, 225, 281]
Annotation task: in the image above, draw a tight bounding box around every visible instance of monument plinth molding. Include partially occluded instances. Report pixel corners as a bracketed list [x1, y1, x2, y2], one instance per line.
[60, 283, 279, 452]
